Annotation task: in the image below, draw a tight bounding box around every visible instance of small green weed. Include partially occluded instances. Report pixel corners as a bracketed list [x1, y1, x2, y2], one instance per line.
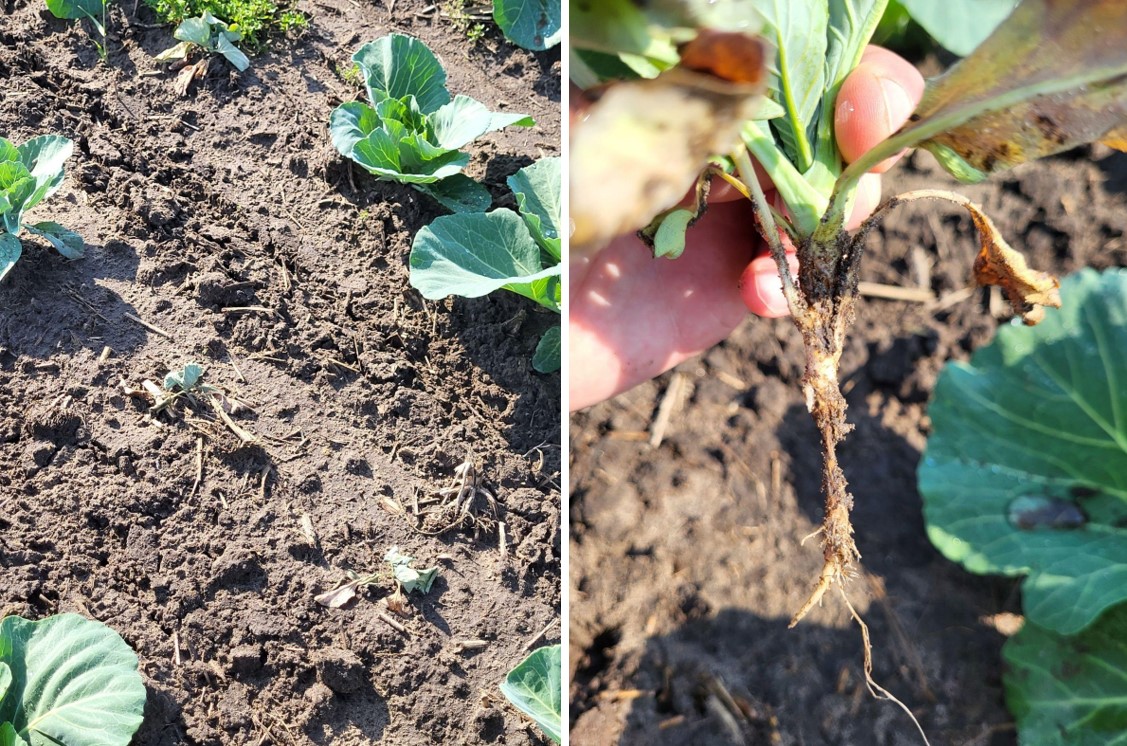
[329, 60, 363, 88]
[466, 22, 486, 43]
[342, 62, 362, 86]
[143, 0, 305, 50]
[442, 0, 489, 45]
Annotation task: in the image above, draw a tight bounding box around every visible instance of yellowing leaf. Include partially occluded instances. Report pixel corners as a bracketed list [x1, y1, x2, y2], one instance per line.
[1102, 124, 1127, 152]
[870, 190, 1061, 324]
[912, 0, 1127, 181]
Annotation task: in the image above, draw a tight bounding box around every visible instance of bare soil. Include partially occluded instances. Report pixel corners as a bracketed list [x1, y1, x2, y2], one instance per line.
[0, 1, 560, 743]
[569, 148, 1127, 745]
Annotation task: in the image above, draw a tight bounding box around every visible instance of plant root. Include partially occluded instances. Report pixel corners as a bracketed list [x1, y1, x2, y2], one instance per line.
[841, 589, 932, 746]
[786, 222, 864, 627]
[775, 188, 1059, 627]
[787, 339, 861, 627]
[736, 148, 866, 627]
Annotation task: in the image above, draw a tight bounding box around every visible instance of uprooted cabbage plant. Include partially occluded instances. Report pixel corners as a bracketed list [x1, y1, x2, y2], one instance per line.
[571, 0, 1127, 631]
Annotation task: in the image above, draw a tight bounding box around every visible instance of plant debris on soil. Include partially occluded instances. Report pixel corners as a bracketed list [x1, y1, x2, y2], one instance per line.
[0, 1, 560, 743]
[569, 147, 1127, 745]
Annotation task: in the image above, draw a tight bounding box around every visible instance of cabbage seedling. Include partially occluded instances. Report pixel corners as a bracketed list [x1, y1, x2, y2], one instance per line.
[384, 547, 439, 594]
[920, 269, 1127, 742]
[572, 0, 1127, 625]
[155, 12, 252, 72]
[500, 645, 561, 743]
[0, 135, 83, 284]
[493, 0, 561, 51]
[122, 363, 257, 442]
[330, 34, 534, 214]
[45, 0, 109, 59]
[409, 157, 562, 372]
[314, 548, 438, 610]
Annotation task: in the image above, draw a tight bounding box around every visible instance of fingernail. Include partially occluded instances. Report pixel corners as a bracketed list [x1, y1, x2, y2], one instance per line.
[879, 76, 913, 133]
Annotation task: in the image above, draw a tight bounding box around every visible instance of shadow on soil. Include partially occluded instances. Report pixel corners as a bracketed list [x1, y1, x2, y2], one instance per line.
[453, 292, 561, 456]
[0, 237, 143, 360]
[600, 605, 1016, 746]
[1097, 151, 1127, 196]
[572, 358, 1021, 746]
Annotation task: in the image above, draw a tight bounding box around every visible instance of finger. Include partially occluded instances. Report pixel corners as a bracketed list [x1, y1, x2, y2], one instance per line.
[845, 172, 882, 230]
[569, 82, 593, 126]
[569, 200, 755, 409]
[740, 250, 799, 318]
[835, 46, 925, 172]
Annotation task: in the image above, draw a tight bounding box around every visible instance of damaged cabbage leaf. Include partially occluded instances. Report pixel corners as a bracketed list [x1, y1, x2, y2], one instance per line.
[967, 204, 1060, 324]
[570, 31, 769, 253]
[842, 0, 1127, 189]
[920, 269, 1127, 635]
[917, 0, 1127, 181]
[866, 189, 1061, 322]
[385, 547, 438, 594]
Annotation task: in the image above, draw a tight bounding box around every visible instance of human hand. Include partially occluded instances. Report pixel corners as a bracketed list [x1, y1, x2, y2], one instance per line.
[569, 47, 924, 411]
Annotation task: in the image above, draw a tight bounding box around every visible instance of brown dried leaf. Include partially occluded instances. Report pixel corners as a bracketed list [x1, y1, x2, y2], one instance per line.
[314, 581, 359, 608]
[967, 205, 1061, 325]
[570, 32, 768, 254]
[386, 587, 409, 615]
[174, 58, 209, 97]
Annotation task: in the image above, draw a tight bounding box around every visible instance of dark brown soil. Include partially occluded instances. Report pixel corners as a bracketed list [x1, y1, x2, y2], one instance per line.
[0, 1, 560, 744]
[570, 147, 1127, 745]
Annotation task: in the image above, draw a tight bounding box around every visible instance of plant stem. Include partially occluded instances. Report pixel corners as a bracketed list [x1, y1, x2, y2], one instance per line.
[733, 140, 865, 626]
[785, 213, 865, 627]
[733, 147, 801, 313]
[741, 121, 825, 236]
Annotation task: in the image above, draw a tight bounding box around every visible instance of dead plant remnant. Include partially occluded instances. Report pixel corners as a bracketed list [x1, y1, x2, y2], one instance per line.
[121, 363, 257, 444]
[314, 570, 382, 609]
[314, 547, 438, 611]
[408, 457, 500, 539]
